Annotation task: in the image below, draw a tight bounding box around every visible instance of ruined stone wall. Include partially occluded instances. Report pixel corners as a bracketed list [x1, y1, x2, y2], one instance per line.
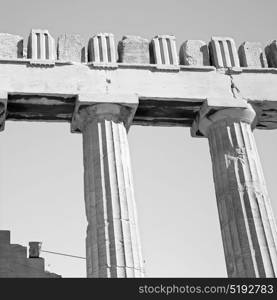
[0, 230, 60, 278]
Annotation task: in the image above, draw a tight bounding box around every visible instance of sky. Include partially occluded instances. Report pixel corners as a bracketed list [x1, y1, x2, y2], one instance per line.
[0, 0, 277, 277]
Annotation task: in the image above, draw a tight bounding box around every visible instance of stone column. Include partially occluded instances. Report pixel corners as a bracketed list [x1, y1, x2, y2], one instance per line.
[76, 103, 144, 278]
[196, 103, 277, 277]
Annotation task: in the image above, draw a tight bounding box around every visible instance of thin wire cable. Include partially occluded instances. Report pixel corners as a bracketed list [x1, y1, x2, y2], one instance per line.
[41, 249, 86, 260]
[0, 250, 85, 276]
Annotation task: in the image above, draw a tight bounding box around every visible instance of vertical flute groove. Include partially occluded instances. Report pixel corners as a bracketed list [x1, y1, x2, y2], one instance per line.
[207, 120, 277, 277]
[82, 117, 144, 278]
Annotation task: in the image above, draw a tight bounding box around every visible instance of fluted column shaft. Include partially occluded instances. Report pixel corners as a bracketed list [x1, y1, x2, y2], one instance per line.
[199, 105, 277, 277]
[78, 104, 144, 278]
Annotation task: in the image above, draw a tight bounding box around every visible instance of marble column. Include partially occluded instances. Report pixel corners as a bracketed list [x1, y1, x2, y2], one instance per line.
[197, 104, 277, 277]
[76, 103, 144, 278]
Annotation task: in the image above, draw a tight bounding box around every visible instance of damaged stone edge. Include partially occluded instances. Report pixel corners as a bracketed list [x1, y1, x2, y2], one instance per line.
[191, 97, 255, 137]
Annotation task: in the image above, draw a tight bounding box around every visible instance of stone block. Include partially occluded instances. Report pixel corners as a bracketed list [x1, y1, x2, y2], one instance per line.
[88, 33, 116, 65]
[0, 230, 10, 245]
[118, 35, 150, 64]
[179, 40, 209, 66]
[0, 33, 23, 59]
[27, 29, 55, 61]
[265, 41, 277, 67]
[238, 42, 267, 67]
[150, 35, 178, 65]
[57, 34, 86, 62]
[209, 37, 240, 68]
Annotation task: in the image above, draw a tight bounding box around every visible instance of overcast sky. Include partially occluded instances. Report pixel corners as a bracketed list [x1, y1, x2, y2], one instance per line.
[0, 0, 277, 277]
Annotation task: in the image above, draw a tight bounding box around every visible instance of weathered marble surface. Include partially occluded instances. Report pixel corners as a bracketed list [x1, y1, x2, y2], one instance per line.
[118, 35, 150, 64]
[57, 34, 86, 62]
[266, 41, 277, 67]
[88, 33, 116, 64]
[239, 42, 267, 68]
[77, 104, 144, 278]
[150, 35, 178, 66]
[179, 40, 209, 66]
[0, 33, 23, 59]
[209, 37, 240, 68]
[27, 29, 55, 61]
[195, 104, 277, 277]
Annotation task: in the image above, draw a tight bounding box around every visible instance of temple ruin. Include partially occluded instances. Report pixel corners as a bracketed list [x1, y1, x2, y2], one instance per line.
[0, 30, 277, 277]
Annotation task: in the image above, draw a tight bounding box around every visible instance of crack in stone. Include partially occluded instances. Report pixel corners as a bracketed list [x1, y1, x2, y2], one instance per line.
[229, 73, 241, 99]
[227, 72, 254, 104]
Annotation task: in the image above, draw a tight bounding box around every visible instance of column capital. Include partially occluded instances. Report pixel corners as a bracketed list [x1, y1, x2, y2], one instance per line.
[191, 98, 257, 137]
[71, 94, 138, 133]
